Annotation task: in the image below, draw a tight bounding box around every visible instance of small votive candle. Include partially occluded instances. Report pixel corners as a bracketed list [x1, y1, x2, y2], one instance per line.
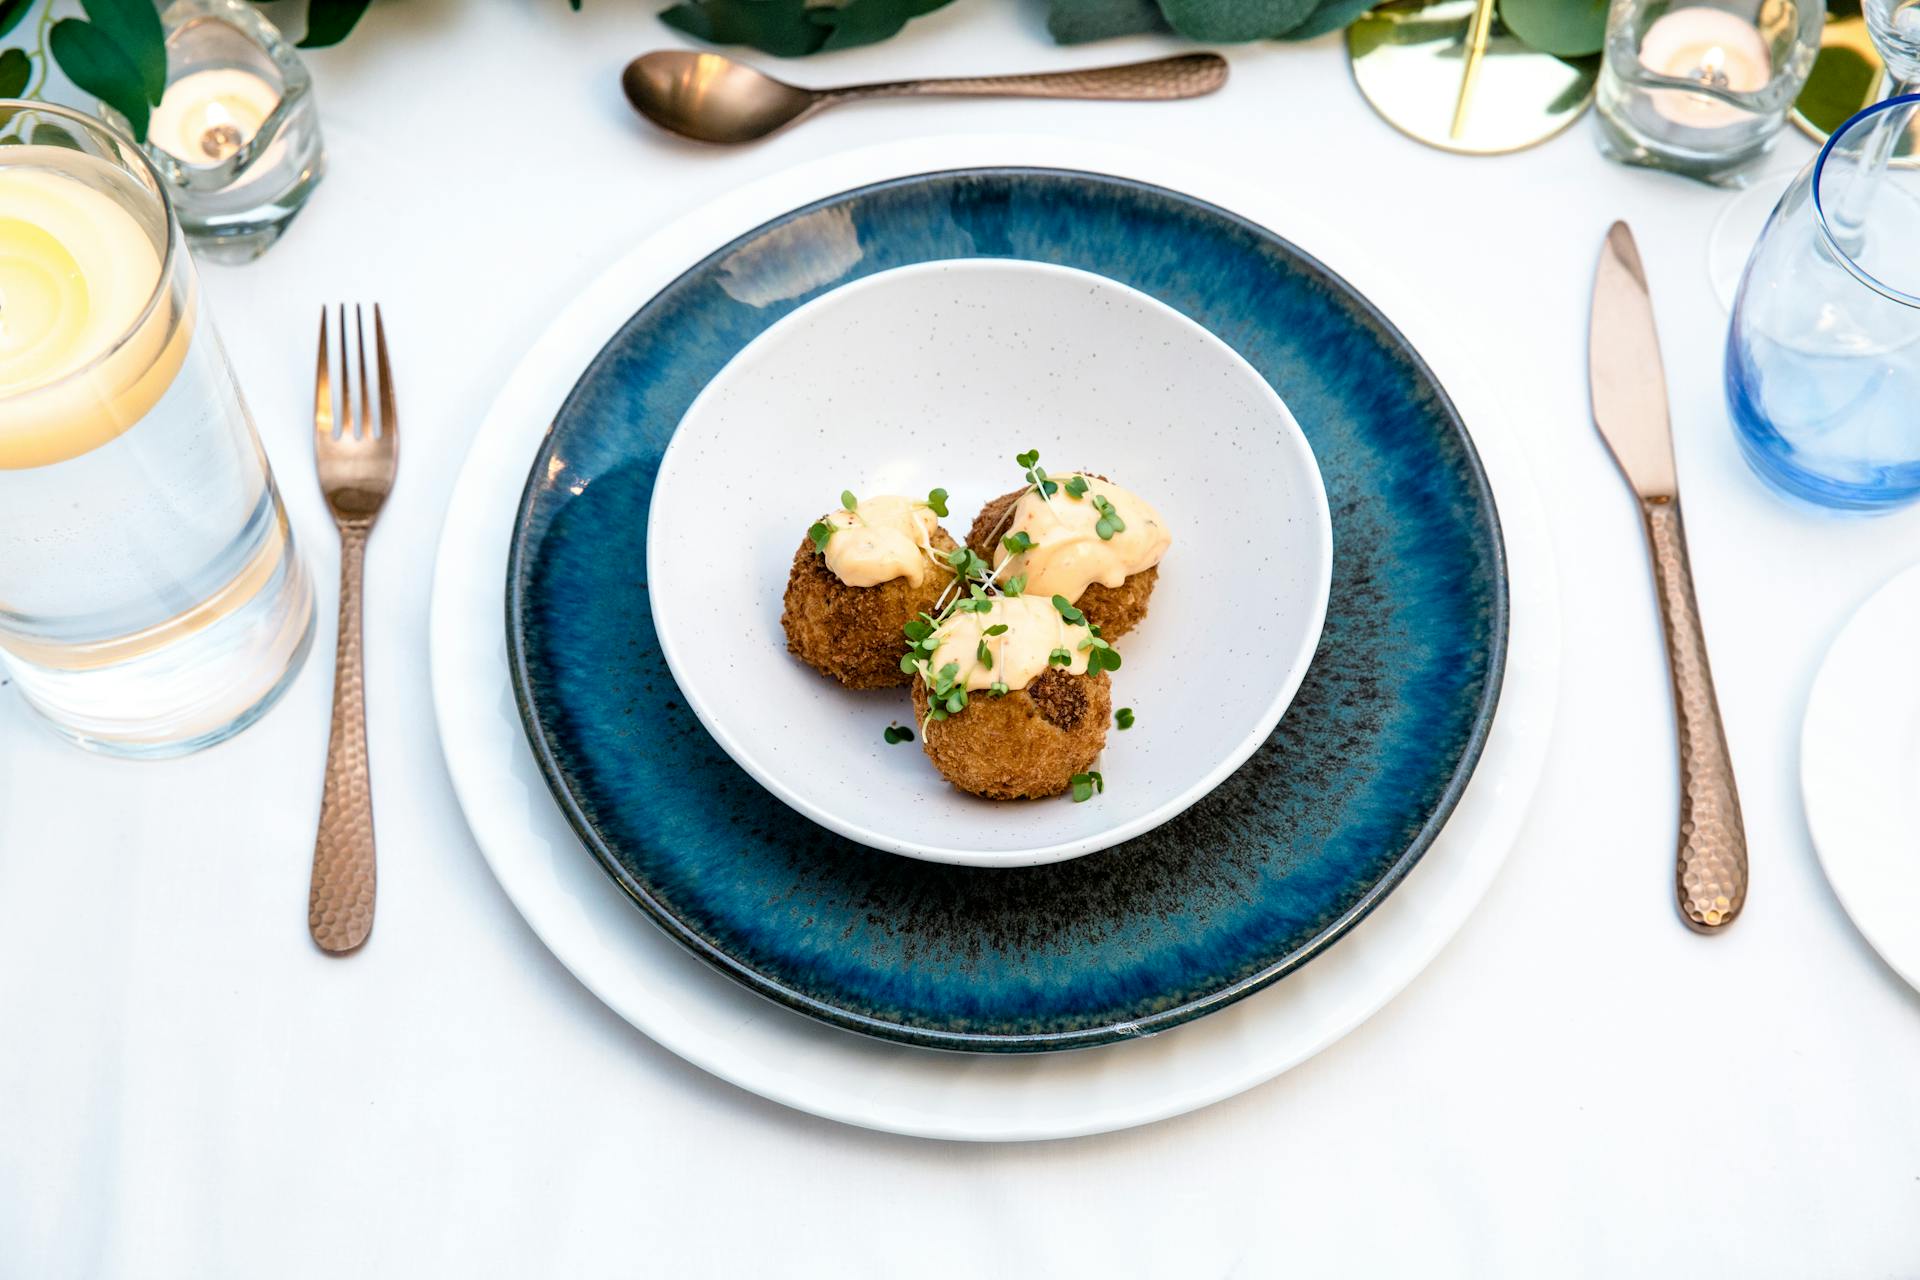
[1595, 0, 1820, 185]
[101, 0, 325, 263]
[148, 68, 281, 166]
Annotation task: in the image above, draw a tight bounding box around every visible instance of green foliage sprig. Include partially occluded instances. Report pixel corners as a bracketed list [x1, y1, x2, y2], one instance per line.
[2, 0, 379, 143]
[655, 0, 1609, 67]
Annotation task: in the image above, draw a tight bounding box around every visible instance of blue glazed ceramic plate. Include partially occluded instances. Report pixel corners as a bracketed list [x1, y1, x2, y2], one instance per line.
[508, 168, 1506, 1052]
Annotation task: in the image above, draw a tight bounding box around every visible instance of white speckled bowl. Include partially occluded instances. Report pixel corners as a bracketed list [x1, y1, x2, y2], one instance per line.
[648, 259, 1331, 866]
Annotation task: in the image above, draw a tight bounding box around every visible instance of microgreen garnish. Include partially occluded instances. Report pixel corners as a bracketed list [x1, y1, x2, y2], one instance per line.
[1070, 771, 1105, 803]
[1016, 448, 1058, 499]
[977, 640, 994, 669]
[1076, 632, 1123, 675]
[1064, 475, 1089, 500]
[1002, 575, 1025, 597]
[922, 661, 969, 729]
[990, 681, 1009, 696]
[807, 521, 834, 553]
[1051, 595, 1086, 625]
[945, 546, 990, 582]
[1002, 530, 1034, 555]
[1116, 707, 1135, 730]
[1091, 494, 1126, 541]
[1048, 647, 1072, 667]
[883, 724, 914, 744]
[841, 490, 858, 512]
[984, 624, 1009, 637]
[924, 488, 949, 518]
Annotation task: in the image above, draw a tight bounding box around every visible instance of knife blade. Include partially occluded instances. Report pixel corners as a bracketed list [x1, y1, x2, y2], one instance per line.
[1589, 221, 1678, 500]
[1587, 220, 1749, 933]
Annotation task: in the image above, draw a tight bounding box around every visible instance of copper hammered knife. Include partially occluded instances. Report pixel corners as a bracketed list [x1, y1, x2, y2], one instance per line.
[1587, 222, 1748, 932]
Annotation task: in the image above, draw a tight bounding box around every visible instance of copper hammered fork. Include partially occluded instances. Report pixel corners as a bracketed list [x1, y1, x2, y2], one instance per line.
[309, 304, 398, 954]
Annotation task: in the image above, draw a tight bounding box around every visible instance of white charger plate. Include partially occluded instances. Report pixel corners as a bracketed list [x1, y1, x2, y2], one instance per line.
[649, 258, 1332, 866]
[1802, 562, 1920, 993]
[428, 137, 1561, 1141]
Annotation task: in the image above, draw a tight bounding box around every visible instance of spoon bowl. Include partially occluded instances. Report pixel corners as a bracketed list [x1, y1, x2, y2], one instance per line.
[622, 51, 820, 144]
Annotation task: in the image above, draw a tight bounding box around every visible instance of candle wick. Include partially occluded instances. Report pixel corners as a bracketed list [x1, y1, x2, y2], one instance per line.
[1691, 46, 1731, 90]
[200, 123, 243, 160]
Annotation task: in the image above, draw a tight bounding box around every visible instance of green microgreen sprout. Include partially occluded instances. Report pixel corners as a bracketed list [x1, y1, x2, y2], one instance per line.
[841, 490, 858, 512]
[1070, 771, 1105, 803]
[990, 681, 1009, 696]
[1077, 632, 1123, 675]
[984, 624, 1009, 636]
[1091, 493, 1126, 542]
[976, 639, 994, 669]
[807, 521, 834, 553]
[1016, 448, 1058, 500]
[1116, 707, 1135, 730]
[923, 488, 949, 518]
[1064, 475, 1089, 500]
[1051, 595, 1086, 625]
[1048, 647, 1072, 667]
[1002, 575, 1025, 597]
[883, 724, 914, 745]
[1002, 530, 1034, 555]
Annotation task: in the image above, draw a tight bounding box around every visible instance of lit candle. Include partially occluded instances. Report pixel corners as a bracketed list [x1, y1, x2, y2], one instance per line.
[1638, 8, 1773, 128]
[148, 68, 281, 166]
[0, 148, 191, 469]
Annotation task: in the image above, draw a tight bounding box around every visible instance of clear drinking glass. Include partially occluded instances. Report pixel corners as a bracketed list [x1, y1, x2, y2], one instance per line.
[1725, 93, 1920, 509]
[1596, 0, 1825, 184]
[0, 101, 314, 755]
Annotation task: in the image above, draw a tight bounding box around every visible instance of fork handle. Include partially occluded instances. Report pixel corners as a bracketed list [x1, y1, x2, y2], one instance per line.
[310, 525, 376, 953]
[1642, 498, 1747, 932]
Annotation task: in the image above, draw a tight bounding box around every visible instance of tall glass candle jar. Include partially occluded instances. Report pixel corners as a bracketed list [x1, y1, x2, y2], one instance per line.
[0, 101, 314, 756]
[1596, 0, 1824, 183]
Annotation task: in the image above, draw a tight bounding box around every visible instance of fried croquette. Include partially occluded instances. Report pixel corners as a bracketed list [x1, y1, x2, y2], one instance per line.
[911, 668, 1111, 800]
[966, 481, 1161, 641]
[781, 526, 958, 689]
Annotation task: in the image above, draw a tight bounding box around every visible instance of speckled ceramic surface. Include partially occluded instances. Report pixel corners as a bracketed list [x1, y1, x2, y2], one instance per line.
[507, 168, 1507, 1052]
[647, 258, 1332, 866]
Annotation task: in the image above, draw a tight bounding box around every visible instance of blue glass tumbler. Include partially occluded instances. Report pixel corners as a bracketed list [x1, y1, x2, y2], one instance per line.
[1725, 94, 1920, 511]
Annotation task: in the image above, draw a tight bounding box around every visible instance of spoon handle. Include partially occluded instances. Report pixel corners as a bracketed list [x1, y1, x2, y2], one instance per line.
[830, 54, 1228, 104]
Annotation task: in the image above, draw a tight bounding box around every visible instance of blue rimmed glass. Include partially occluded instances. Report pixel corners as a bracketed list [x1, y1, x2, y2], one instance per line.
[1725, 94, 1920, 511]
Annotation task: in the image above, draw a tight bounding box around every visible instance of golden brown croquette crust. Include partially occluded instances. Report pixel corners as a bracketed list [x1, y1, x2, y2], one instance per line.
[965, 483, 1158, 640]
[911, 668, 1111, 799]
[780, 524, 958, 689]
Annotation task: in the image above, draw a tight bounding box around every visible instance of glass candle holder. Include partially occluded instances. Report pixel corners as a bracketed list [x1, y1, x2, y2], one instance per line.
[0, 101, 314, 756]
[102, 0, 325, 263]
[1595, 0, 1824, 184]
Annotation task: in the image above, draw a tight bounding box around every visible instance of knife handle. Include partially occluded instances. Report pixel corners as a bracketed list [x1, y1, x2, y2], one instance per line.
[1641, 497, 1748, 932]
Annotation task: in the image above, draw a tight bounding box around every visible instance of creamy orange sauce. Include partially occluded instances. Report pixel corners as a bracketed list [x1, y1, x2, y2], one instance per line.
[926, 595, 1094, 693]
[991, 474, 1170, 602]
[821, 494, 940, 588]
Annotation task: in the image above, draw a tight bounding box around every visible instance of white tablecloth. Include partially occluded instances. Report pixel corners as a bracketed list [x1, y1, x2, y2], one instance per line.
[5, 4, 1919, 1275]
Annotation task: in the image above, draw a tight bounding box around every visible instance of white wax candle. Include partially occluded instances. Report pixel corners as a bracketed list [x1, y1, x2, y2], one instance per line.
[0, 148, 190, 469]
[148, 68, 281, 166]
[1638, 8, 1773, 129]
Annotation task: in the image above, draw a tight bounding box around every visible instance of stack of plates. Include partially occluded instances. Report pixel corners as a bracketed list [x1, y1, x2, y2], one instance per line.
[429, 138, 1560, 1140]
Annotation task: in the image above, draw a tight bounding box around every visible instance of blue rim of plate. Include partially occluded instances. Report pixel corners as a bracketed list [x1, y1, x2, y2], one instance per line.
[507, 168, 1508, 1052]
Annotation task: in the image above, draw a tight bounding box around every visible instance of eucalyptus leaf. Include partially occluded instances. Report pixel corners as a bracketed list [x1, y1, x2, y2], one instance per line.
[79, 0, 166, 104]
[659, 0, 828, 56]
[1047, 0, 1169, 44]
[299, 0, 374, 48]
[0, 0, 31, 41]
[49, 18, 148, 140]
[815, 0, 956, 51]
[1281, 0, 1388, 40]
[1158, 0, 1321, 40]
[0, 46, 27, 98]
[1496, 0, 1608, 57]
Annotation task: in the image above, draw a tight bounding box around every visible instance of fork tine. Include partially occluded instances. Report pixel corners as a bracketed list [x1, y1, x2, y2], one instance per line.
[354, 304, 373, 439]
[374, 304, 398, 451]
[337, 302, 355, 439]
[313, 307, 333, 446]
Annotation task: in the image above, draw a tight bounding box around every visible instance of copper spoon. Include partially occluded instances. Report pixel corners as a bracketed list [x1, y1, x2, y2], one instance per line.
[621, 50, 1229, 145]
